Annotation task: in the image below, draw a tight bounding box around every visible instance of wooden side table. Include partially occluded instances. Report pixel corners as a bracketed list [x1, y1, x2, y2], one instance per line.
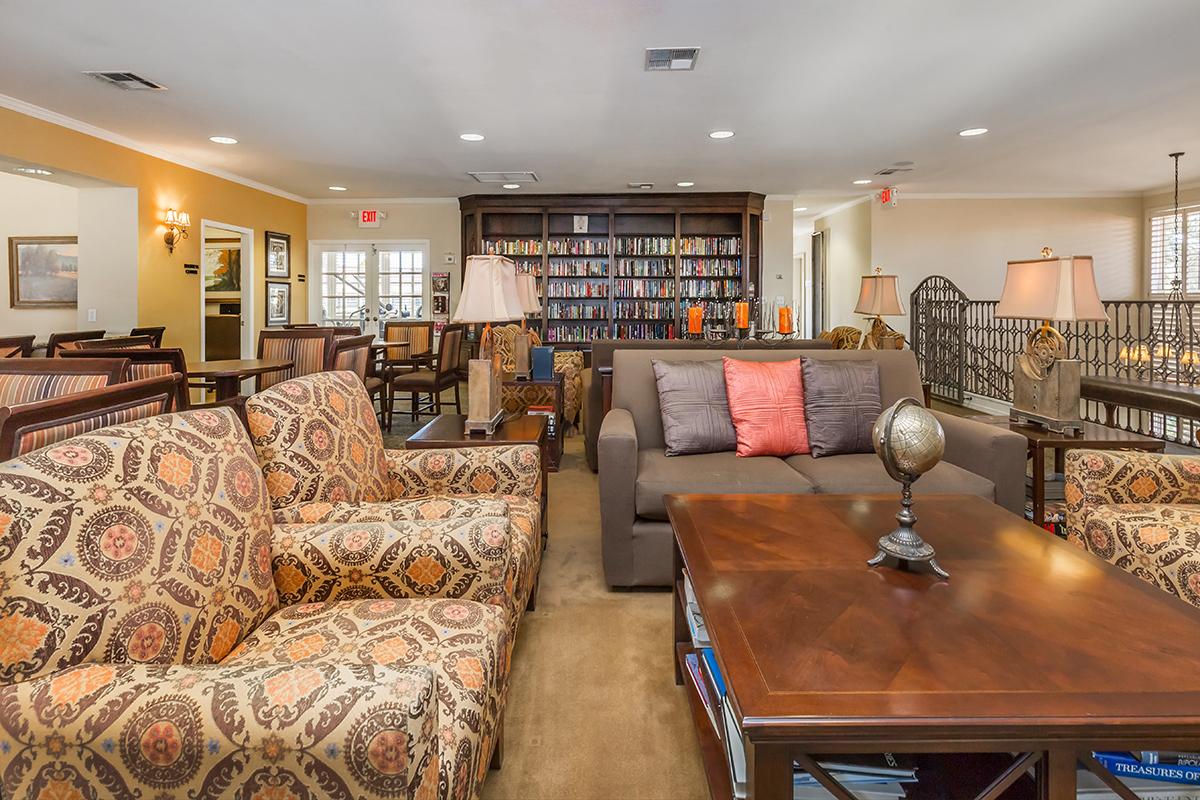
[405, 412, 550, 546]
[975, 416, 1166, 527]
[501, 371, 564, 470]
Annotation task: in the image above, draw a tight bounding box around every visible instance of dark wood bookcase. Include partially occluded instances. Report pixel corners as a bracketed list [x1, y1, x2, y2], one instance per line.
[460, 192, 764, 347]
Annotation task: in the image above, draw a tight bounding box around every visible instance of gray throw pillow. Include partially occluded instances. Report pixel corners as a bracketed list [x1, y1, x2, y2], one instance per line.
[652, 359, 737, 456]
[801, 358, 882, 457]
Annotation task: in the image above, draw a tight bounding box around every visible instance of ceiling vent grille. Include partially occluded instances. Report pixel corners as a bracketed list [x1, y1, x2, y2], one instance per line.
[627, 182, 654, 190]
[644, 48, 700, 71]
[83, 71, 167, 90]
[875, 167, 913, 176]
[468, 171, 539, 184]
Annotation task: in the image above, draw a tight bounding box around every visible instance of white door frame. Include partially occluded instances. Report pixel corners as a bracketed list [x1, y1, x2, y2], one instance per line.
[199, 219, 255, 359]
[308, 238, 432, 331]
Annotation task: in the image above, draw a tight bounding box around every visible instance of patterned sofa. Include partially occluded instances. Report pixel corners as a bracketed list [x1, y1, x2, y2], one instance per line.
[0, 401, 538, 798]
[1065, 449, 1200, 609]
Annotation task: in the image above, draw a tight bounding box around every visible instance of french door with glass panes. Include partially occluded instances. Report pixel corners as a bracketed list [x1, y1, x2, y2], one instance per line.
[311, 241, 429, 337]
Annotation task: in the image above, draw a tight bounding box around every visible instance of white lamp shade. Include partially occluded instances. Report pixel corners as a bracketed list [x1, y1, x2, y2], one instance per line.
[996, 255, 1107, 322]
[516, 273, 541, 314]
[854, 274, 904, 316]
[452, 255, 525, 323]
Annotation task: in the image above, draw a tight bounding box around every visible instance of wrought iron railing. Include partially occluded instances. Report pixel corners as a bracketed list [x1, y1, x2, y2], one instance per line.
[910, 276, 1200, 446]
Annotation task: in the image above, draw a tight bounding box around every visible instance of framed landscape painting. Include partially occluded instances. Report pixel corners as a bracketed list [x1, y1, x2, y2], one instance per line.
[204, 240, 241, 292]
[265, 230, 290, 278]
[9, 236, 79, 308]
[266, 280, 291, 326]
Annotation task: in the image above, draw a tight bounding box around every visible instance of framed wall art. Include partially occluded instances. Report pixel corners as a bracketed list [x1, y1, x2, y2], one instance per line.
[266, 280, 291, 326]
[9, 236, 79, 308]
[265, 230, 290, 278]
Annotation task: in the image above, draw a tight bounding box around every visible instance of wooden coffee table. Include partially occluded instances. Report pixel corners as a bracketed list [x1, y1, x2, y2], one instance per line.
[667, 493, 1200, 800]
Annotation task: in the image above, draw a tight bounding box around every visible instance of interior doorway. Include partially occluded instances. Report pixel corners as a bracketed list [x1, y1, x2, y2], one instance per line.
[200, 220, 254, 359]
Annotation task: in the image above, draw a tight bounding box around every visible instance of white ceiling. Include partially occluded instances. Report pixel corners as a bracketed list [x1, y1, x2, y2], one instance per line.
[1, 0, 1199, 202]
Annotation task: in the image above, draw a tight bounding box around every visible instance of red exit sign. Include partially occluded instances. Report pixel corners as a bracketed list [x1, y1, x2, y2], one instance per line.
[358, 209, 381, 228]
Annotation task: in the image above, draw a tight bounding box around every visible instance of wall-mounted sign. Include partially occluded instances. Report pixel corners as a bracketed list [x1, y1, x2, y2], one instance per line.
[358, 209, 381, 228]
[573, 215, 588, 233]
[879, 187, 899, 207]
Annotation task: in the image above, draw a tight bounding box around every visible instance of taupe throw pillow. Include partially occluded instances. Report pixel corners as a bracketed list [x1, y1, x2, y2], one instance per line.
[801, 358, 882, 457]
[652, 359, 737, 456]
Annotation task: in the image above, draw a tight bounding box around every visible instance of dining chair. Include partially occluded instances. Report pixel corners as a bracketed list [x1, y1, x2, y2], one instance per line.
[0, 374, 181, 460]
[0, 357, 131, 407]
[61, 347, 189, 409]
[282, 323, 319, 329]
[45, 330, 105, 357]
[73, 335, 155, 351]
[381, 320, 434, 367]
[129, 326, 166, 347]
[0, 335, 35, 359]
[255, 328, 336, 391]
[385, 324, 462, 429]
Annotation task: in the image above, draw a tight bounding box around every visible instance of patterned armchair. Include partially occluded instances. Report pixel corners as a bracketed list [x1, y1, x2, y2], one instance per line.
[0, 405, 518, 799]
[494, 324, 584, 428]
[1065, 449, 1200, 609]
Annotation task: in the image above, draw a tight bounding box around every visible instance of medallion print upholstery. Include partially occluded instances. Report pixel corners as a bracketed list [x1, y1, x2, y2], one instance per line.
[1065, 449, 1200, 609]
[384, 446, 541, 500]
[224, 598, 508, 800]
[246, 370, 390, 509]
[0, 407, 277, 686]
[272, 515, 513, 607]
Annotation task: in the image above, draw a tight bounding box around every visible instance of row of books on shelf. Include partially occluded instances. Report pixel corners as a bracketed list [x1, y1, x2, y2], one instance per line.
[546, 302, 607, 319]
[484, 239, 543, 256]
[614, 278, 674, 298]
[680, 257, 741, 277]
[612, 299, 675, 318]
[615, 321, 675, 339]
[682, 300, 741, 321]
[545, 282, 609, 299]
[682, 573, 918, 800]
[614, 236, 676, 255]
[680, 279, 742, 298]
[615, 258, 674, 277]
[544, 322, 609, 342]
[547, 260, 608, 277]
[679, 236, 742, 255]
[548, 239, 608, 255]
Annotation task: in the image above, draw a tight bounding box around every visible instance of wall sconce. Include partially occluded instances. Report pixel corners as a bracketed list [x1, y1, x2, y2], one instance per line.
[163, 208, 190, 254]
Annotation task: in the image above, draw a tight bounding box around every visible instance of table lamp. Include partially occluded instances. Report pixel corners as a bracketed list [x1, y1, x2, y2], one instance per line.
[452, 254, 524, 433]
[996, 248, 1107, 434]
[854, 267, 905, 348]
[513, 272, 541, 380]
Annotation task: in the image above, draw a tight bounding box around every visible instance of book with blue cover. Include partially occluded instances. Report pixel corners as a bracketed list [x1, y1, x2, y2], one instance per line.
[1093, 752, 1200, 785]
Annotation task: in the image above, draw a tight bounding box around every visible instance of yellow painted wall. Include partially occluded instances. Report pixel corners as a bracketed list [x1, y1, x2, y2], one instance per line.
[0, 107, 307, 359]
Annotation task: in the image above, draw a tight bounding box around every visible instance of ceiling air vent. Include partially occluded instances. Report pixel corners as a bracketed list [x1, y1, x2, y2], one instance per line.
[627, 182, 654, 190]
[644, 47, 700, 71]
[468, 171, 539, 184]
[875, 167, 913, 176]
[83, 71, 167, 90]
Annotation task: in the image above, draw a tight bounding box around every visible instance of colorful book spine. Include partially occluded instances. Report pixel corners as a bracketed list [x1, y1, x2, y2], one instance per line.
[1093, 752, 1200, 785]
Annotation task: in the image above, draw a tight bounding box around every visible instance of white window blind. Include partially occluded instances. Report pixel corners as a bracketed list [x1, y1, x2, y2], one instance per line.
[1148, 206, 1200, 295]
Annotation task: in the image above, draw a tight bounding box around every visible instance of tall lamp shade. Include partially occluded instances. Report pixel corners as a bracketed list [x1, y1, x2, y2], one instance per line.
[995, 255, 1107, 322]
[854, 273, 904, 317]
[452, 255, 524, 323]
[515, 273, 541, 315]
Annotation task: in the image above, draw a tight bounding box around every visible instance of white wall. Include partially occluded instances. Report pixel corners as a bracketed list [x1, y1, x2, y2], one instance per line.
[0, 172, 78, 338]
[870, 196, 1143, 302]
[760, 197, 794, 316]
[77, 187, 138, 331]
[813, 198, 873, 328]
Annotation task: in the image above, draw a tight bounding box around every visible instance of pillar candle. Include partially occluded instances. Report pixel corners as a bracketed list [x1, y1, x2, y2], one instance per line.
[735, 302, 750, 330]
[778, 306, 793, 335]
[687, 306, 703, 335]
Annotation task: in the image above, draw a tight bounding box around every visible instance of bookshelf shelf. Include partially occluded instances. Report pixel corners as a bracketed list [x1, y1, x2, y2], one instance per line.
[461, 192, 763, 346]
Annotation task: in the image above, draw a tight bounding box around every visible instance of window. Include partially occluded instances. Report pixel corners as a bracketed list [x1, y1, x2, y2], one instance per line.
[378, 246, 425, 321]
[319, 248, 367, 324]
[312, 241, 429, 336]
[1148, 205, 1200, 295]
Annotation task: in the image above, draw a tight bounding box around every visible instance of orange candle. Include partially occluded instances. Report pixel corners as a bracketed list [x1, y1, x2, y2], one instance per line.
[735, 302, 750, 329]
[778, 306, 793, 335]
[687, 305, 703, 335]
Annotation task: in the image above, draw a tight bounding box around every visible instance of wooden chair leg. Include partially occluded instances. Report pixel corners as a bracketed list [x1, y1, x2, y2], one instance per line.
[454, 382, 461, 413]
[411, 392, 418, 422]
[435, 386, 443, 414]
[385, 385, 394, 431]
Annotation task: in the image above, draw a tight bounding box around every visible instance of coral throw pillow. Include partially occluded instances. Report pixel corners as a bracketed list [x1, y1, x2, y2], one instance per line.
[721, 357, 809, 457]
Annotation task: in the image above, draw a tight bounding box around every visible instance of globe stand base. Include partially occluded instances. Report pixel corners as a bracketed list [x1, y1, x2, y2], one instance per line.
[866, 480, 950, 580]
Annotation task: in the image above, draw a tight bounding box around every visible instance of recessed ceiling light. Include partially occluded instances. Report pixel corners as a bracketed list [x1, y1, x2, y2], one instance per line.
[13, 167, 53, 176]
[852, 179, 872, 185]
[794, 207, 808, 212]
[502, 183, 521, 189]
[958, 127, 988, 137]
[676, 181, 695, 188]
[209, 136, 238, 145]
[460, 133, 485, 142]
[708, 130, 735, 140]
[328, 185, 348, 191]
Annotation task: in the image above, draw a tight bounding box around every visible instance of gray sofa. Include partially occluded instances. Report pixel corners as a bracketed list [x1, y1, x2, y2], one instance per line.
[598, 348, 1027, 587]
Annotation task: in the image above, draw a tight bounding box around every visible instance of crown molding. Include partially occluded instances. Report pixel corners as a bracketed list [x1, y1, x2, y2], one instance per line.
[1140, 178, 1200, 197]
[896, 190, 1141, 199]
[0, 93, 307, 204]
[305, 197, 460, 206]
[811, 195, 872, 222]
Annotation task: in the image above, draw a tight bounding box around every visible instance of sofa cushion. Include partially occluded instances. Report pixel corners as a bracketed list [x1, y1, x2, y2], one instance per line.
[722, 357, 809, 457]
[801, 358, 881, 456]
[635, 448, 815, 520]
[652, 359, 737, 456]
[785, 452, 995, 500]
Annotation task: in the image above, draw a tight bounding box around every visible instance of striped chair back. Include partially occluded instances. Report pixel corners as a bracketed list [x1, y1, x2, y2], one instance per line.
[129, 326, 167, 347]
[329, 334, 373, 381]
[383, 320, 433, 361]
[436, 324, 465, 374]
[0, 335, 35, 359]
[0, 375, 180, 460]
[45, 330, 105, 357]
[0, 358, 130, 407]
[73, 335, 155, 351]
[256, 329, 335, 390]
[60, 348, 190, 409]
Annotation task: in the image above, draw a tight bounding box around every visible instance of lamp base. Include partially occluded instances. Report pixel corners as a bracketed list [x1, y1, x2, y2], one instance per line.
[465, 357, 504, 434]
[512, 330, 532, 381]
[464, 409, 505, 435]
[1011, 357, 1083, 435]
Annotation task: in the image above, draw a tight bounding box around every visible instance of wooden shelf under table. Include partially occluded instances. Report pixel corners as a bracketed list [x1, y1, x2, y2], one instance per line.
[675, 641, 734, 800]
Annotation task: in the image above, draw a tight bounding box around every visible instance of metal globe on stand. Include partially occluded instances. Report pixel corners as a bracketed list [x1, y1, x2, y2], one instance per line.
[866, 397, 949, 579]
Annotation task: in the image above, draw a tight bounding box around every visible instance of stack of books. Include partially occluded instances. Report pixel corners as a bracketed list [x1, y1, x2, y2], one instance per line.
[1078, 753, 1200, 798]
[682, 573, 918, 800]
